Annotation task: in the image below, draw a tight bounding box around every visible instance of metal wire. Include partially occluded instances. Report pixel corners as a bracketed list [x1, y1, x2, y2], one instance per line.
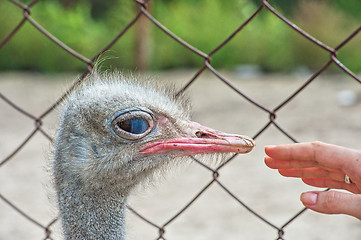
[1, 0, 360, 239]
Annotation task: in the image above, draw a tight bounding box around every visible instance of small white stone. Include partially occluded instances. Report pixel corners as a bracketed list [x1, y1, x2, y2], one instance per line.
[337, 89, 357, 106]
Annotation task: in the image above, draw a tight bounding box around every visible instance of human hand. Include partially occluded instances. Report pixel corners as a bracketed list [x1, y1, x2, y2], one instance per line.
[264, 141, 361, 220]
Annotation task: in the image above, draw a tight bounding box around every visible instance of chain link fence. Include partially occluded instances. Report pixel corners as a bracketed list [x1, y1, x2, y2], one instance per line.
[1, 0, 361, 239]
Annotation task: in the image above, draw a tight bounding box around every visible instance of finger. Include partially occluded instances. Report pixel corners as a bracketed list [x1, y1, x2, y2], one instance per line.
[265, 143, 312, 161]
[301, 191, 361, 220]
[278, 167, 345, 181]
[265, 156, 318, 169]
[302, 178, 361, 194]
[265, 142, 361, 171]
[265, 142, 322, 161]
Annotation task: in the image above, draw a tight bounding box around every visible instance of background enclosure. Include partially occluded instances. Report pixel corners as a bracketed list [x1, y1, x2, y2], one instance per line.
[1, 0, 361, 239]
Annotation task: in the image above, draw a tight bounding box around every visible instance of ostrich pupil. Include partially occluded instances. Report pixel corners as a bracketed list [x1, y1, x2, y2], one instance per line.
[118, 117, 149, 134]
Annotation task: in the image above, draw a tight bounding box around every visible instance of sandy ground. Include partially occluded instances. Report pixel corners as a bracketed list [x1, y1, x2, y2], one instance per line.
[1, 70, 361, 240]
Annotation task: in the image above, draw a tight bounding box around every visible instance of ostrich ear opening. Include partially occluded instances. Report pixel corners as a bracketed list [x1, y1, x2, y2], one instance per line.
[140, 122, 255, 156]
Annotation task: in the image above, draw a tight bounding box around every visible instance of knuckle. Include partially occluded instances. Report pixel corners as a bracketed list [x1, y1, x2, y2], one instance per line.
[321, 191, 341, 212]
[310, 141, 327, 162]
[310, 141, 324, 148]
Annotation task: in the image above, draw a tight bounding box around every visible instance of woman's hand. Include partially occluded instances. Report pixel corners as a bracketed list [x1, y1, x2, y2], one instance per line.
[265, 141, 361, 220]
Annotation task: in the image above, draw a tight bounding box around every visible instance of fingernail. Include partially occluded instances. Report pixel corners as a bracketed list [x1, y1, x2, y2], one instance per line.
[301, 192, 318, 206]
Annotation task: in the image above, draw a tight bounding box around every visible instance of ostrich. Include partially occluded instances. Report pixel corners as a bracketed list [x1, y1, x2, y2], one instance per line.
[53, 71, 255, 240]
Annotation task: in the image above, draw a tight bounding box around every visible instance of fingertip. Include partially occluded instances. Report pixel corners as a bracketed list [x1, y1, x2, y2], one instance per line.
[264, 156, 281, 169]
[301, 178, 310, 184]
[278, 169, 288, 176]
[300, 192, 318, 207]
[264, 145, 276, 155]
[264, 156, 273, 167]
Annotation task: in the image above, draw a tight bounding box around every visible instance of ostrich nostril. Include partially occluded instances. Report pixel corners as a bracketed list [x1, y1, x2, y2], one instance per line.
[195, 131, 215, 139]
[195, 131, 205, 138]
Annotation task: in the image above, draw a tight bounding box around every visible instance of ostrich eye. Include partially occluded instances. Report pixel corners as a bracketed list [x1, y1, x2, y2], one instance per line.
[117, 117, 150, 134]
[110, 108, 154, 140]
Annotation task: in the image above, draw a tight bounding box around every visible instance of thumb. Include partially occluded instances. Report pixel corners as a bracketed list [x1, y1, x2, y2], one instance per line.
[301, 191, 361, 220]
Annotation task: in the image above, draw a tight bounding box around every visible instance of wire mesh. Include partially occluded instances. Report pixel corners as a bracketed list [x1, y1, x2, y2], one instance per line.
[1, 0, 361, 239]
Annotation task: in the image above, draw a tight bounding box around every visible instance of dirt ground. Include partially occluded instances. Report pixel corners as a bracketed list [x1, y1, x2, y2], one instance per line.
[1, 70, 361, 240]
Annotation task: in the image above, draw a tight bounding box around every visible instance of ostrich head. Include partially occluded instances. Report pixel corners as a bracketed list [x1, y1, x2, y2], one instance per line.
[53, 72, 255, 239]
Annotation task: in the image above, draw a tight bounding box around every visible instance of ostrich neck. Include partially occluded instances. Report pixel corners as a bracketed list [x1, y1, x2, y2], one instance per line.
[58, 181, 127, 240]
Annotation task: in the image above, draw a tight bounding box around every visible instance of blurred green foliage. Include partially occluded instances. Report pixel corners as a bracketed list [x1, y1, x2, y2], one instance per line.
[0, 0, 360, 72]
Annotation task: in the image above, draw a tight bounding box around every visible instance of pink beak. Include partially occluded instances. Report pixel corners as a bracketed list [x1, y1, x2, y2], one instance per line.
[140, 122, 255, 157]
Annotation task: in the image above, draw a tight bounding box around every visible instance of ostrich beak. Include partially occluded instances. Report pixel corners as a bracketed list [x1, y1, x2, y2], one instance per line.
[140, 121, 255, 156]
